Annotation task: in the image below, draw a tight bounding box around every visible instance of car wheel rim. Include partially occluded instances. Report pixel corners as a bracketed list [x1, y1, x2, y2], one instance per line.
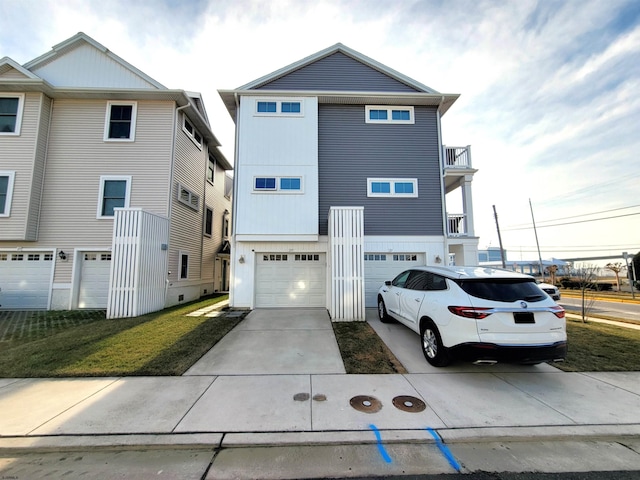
[423, 329, 437, 358]
[378, 301, 384, 319]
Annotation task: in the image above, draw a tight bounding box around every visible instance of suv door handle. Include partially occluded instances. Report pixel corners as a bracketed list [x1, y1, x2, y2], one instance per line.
[415, 298, 421, 302]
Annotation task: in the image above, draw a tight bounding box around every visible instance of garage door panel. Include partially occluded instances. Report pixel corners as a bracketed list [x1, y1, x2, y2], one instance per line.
[255, 253, 326, 308]
[364, 253, 425, 307]
[0, 252, 53, 309]
[78, 252, 111, 309]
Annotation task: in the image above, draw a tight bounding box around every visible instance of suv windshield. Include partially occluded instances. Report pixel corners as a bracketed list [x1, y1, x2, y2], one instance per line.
[455, 279, 547, 303]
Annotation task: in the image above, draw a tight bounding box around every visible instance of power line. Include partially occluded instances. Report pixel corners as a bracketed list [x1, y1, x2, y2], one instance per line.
[503, 212, 640, 231]
[507, 204, 640, 228]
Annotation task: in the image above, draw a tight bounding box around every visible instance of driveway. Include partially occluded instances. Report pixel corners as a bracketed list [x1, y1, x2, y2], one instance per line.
[184, 308, 346, 375]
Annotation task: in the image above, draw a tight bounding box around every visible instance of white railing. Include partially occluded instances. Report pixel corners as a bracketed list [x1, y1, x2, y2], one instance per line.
[329, 206, 365, 321]
[444, 146, 472, 169]
[107, 208, 169, 319]
[447, 213, 467, 236]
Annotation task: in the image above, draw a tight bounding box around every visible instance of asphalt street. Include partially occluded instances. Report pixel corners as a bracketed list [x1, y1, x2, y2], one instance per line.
[560, 297, 640, 321]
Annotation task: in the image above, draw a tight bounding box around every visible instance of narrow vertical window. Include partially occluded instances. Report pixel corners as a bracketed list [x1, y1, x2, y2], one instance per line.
[207, 155, 215, 184]
[179, 252, 189, 279]
[0, 171, 16, 216]
[204, 207, 213, 236]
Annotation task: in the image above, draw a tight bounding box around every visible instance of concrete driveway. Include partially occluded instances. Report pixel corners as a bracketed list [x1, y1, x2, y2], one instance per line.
[184, 308, 346, 375]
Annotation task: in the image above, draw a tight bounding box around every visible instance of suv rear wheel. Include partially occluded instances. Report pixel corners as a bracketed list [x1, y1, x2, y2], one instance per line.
[420, 320, 451, 367]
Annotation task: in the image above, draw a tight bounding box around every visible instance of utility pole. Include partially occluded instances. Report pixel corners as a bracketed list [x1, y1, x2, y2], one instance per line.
[623, 252, 636, 299]
[492, 205, 506, 269]
[529, 199, 545, 281]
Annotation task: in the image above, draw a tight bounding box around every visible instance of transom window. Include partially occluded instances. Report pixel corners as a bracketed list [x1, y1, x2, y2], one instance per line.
[364, 254, 387, 261]
[393, 254, 418, 261]
[255, 99, 303, 116]
[104, 101, 137, 141]
[254, 176, 302, 193]
[263, 254, 288, 261]
[97, 175, 131, 218]
[365, 105, 414, 124]
[295, 254, 320, 261]
[0, 171, 16, 216]
[0, 94, 24, 135]
[183, 116, 203, 148]
[367, 178, 418, 198]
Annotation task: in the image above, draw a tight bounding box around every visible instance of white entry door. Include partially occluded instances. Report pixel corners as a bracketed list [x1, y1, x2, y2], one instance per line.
[255, 253, 326, 307]
[78, 252, 111, 309]
[364, 253, 425, 307]
[0, 251, 54, 309]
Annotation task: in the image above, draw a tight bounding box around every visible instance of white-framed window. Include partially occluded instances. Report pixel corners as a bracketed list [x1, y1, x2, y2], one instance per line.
[104, 101, 137, 141]
[179, 251, 189, 279]
[253, 176, 303, 193]
[0, 170, 16, 217]
[365, 105, 414, 124]
[393, 254, 418, 261]
[364, 254, 387, 261]
[183, 116, 202, 149]
[204, 206, 213, 237]
[178, 183, 200, 211]
[207, 154, 215, 184]
[97, 175, 131, 218]
[367, 178, 418, 198]
[0, 94, 25, 135]
[254, 98, 304, 117]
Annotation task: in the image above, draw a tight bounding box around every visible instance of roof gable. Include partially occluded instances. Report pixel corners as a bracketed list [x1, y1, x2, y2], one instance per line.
[240, 43, 439, 94]
[22, 32, 165, 89]
[0, 57, 40, 80]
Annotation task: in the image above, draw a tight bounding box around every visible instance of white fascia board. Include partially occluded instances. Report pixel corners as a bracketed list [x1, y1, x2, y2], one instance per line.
[235, 234, 319, 242]
[0, 57, 41, 79]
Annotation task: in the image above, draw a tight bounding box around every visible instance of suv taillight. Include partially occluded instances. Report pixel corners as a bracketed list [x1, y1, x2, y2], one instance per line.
[448, 306, 492, 319]
[550, 305, 565, 318]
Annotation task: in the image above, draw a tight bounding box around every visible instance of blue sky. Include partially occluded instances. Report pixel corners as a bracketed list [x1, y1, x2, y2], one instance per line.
[1, 0, 638, 265]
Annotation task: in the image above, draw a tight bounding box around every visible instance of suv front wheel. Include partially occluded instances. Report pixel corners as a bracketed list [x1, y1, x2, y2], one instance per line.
[420, 320, 451, 367]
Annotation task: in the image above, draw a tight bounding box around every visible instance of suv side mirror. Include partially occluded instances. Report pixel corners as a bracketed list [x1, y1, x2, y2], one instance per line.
[385, 280, 392, 286]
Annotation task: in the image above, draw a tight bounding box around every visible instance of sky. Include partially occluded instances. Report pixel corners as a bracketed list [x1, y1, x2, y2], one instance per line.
[1, 0, 639, 267]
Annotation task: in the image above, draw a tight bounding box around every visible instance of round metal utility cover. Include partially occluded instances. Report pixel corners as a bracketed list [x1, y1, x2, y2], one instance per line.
[392, 395, 426, 413]
[349, 395, 382, 413]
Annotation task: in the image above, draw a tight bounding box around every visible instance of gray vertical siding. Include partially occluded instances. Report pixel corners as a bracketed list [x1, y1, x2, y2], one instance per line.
[257, 52, 420, 92]
[318, 104, 443, 236]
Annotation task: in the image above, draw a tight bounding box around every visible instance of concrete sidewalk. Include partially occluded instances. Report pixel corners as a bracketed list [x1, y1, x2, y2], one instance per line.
[1, 307, 640, 477]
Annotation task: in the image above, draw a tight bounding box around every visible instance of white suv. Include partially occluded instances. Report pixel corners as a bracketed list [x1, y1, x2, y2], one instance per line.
[377, 266, 567, 367]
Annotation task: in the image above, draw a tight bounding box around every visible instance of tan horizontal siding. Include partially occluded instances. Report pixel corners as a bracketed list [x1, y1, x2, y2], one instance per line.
[26, 94, 51, 240]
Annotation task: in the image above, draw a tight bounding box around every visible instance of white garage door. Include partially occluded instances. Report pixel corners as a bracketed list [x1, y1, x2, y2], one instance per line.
[255, 253, 326, 307]
[78, 252, 111, 309]
[0, 251, 54, 309]
[364, 253, 425, 307]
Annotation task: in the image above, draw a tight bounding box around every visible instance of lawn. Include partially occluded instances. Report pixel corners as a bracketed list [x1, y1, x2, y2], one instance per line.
[0, 295, 246, 377]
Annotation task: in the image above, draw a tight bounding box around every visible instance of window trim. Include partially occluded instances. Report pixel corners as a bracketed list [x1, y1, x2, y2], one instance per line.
[204, 206, 213, 237]
[96, 175, 132, 219]
[0, 93, 25, 136]
[103, 101, 137, 141]
[367, 178, 418, 198]
[365, 105, 414, 124]
[0, 170, 16, 217]
[254, 98, 304, 117]
[177, 183, 200, 211]
[253, 176, 303, 193]
[182, 115, 203, 149]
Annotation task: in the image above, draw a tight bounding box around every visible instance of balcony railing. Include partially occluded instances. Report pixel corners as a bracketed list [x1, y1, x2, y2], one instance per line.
[444, 146, 472, 169]
[447, 213, 467, 236]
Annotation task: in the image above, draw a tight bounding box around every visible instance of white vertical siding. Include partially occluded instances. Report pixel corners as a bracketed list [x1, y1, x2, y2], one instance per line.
[328, 207, 365, 321]
[235, 96, 318, 237]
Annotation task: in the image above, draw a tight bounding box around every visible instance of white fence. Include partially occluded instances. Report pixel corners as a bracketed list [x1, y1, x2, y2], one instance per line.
[328, 206, 365, 321]
[444, 146, 472, 168]
[107, 208, 169, 319]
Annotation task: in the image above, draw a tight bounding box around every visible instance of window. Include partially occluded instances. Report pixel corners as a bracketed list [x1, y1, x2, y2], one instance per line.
[393, 254, 418, 261]
[97, 175, 131, 218]
[364, 254, 387, 261]
[0, 94, 24, 135]
[179, 251, 189, 279]
[294, 254, 320, 261]
[178, 183, 200, 211]
[254, 176, 303, 193]
[183, 116, 202, 148]
[0, 171, 16, 216]
[204, 207, 213, 237]
[104, 101, 137, 141]
[405, 271, 447, 291]
[367, 178, 418, 198]
[263, 254, 288, 261]
[224, 174, 233, 199]
[207, 155, 215, 184]
[365, 105, 414, 124]
[254, 99, 303, 116]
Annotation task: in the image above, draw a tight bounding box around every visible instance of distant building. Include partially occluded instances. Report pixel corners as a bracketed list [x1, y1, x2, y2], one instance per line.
[478, 247, 504, 263]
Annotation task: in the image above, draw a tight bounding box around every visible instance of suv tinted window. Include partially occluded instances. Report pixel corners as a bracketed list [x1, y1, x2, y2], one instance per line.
[406, 271, 447, 291]
[456, 279, 546, 302]
[392, 270, 411, 288]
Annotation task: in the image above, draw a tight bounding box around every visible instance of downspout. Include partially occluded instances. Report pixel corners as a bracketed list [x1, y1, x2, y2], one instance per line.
[228, 92, 241, 307]
[436, 96, 450, 265]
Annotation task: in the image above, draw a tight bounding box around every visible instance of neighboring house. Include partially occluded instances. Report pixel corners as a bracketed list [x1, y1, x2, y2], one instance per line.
[478, 247, 505, 263]
[0, 33, 232, 316]
[219, 43, 478, 320]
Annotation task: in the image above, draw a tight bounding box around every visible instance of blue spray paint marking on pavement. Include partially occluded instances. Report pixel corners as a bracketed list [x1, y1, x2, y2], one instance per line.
[369, 424, 392, 463]
[426, 427, 461, 472]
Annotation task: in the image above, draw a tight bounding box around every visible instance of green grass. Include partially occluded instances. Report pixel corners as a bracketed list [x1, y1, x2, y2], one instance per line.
[555, 318, 640, 372]
[0, 295, 247, 377]
[332, 322, 407, 374]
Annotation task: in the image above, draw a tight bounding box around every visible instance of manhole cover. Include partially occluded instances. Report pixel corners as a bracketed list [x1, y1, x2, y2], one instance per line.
[392, 395, 426, 413]
[349, 395, 382, 413]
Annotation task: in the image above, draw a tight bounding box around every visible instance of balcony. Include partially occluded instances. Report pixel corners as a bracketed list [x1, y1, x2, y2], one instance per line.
[443, 146, 476, 194]
[447, 213, 468, 237]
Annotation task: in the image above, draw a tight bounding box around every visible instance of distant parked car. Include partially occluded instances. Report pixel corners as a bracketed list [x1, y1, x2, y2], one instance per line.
[537, 282, 561, 301]
[377, 266, 567, 367]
